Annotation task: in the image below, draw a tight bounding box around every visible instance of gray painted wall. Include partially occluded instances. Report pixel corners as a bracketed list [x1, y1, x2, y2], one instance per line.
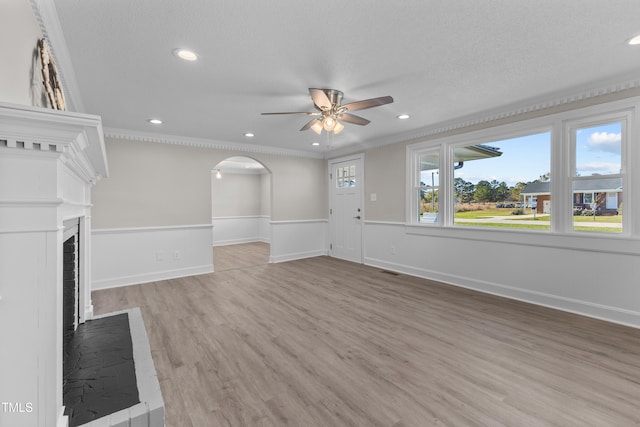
[0, 0, 47, 107]
[91, 137, 326, 228]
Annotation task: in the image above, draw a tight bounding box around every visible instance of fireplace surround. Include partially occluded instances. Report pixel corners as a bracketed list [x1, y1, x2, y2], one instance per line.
[0, 102, 108, 427]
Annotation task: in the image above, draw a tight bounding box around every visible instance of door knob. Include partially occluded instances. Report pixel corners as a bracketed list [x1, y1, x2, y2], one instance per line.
[353, 215, 361, 219]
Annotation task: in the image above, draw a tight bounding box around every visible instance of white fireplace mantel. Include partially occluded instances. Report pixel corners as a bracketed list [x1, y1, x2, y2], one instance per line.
[0, 102, 108, 427]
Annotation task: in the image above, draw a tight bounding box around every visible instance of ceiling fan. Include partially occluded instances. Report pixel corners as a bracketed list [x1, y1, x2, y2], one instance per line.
[261, 88, 393, 135]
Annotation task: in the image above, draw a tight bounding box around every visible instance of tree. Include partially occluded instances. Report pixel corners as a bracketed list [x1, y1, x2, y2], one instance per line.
[474, 180, 494, 202]
[510, 182, 527, 201]
[495, 181, 510, 201]
[454, 178, 475, 203]
[535, 172, 551, 183]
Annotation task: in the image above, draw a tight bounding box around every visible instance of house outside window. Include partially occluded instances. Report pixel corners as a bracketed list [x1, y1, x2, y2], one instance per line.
[569, 119, 625, 234]
[452, 133, 550, 230]
[407, 97, 635, 240]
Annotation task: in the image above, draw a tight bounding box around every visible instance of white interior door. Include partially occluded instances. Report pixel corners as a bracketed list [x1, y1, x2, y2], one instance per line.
[329, 155, 363, 263]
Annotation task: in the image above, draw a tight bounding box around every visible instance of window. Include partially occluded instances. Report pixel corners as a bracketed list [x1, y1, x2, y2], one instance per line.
[407, 97, 635, 240]
[571, 121, 624, 233]
[453, 132, 551, 230]
[336, 164, 356, 188]
[417, 150, 440, 223]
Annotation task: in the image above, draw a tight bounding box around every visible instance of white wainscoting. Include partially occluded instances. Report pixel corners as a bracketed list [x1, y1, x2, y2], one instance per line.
[363, 221, 640, 328]
[270, 219, 328, 263]
[212, 216, 270, 246]
[92, 224, 213, 290]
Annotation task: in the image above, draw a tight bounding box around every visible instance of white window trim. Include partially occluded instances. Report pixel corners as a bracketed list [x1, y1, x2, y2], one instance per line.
[409, 146, 442, 225]
[565, 110, 630, 235]
[406, 96, 640, 253]
[407, 117, 553, 225]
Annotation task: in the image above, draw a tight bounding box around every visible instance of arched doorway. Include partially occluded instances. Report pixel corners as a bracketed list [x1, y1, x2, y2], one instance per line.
[211, 156, 271, 271]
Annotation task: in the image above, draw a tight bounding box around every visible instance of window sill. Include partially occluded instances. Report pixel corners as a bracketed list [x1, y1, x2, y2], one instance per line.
[404, 223, 640, 256]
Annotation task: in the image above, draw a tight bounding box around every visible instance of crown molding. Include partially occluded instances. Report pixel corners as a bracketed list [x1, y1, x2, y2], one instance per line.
[0, 102, 108, 182]
[103, 127, 325, 159]
[327, 72, 640, 159]
[29, 0, 85, 113]
[25, 1, 640, 161]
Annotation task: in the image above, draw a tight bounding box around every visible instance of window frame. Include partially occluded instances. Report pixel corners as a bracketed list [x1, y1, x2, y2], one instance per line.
[410, 146, 443, 225]
[407, 120, 554, 228]
[406, 96, 639, 249]
[565, 111, 629, 235]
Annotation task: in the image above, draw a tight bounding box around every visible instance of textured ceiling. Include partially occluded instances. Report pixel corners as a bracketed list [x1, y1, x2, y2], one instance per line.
[52, 0, 640, 155]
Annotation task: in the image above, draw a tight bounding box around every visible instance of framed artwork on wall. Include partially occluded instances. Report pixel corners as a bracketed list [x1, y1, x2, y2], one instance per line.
[38, 38, 66, 110]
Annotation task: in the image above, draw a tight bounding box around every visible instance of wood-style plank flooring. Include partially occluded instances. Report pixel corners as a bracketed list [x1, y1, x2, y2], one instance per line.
[92, 244, 640, 426]
[213, 242, 270, 272]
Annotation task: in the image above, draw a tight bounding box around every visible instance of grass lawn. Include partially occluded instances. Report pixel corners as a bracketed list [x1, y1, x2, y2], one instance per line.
[504, 215, 550, 221]
[455, 222, 550, 230]
[456, 222, 621, 232]
[574, 214, 622, 223]
[573, 226, 622, 233]
[454, 210, 622, 232]
[454, 208, 520, 218]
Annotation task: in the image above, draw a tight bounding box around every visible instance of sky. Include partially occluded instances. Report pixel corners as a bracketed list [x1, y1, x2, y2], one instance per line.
[576, 122, 622, 176]
[434, 122, 623, 187]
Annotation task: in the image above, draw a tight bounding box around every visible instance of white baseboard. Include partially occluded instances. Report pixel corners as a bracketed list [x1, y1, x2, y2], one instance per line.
[92, 224, 213, 291]
[213, 237, 270, 246]
[212, 216, 270, 246]
[365, 256, 640, 328]
[363, 222, 640, 329]
[84, 304, 94, 321]
[270, 220, 328, 264]
[92, 264, 213, 290]
[270, 249, 328, 263]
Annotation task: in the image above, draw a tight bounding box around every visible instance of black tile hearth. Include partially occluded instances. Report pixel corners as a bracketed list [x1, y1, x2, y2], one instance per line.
[63, 313, 140, 426]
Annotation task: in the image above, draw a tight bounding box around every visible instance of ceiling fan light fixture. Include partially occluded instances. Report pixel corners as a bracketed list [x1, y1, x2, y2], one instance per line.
[323, 117, 336, 131]
[262, 88, 394, 136]
[310, 121, 324, 135]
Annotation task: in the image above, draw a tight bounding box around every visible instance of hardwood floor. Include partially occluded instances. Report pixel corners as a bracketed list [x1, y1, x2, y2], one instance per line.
[213, 242, 270, 272]
[93, 246, 640, 426]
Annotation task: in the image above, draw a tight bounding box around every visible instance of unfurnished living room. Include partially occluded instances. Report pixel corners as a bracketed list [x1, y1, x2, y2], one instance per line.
[2, 1, 640, 426]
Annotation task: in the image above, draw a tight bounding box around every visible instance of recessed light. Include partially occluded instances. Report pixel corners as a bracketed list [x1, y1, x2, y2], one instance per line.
[397, 114, 410, 120]
[147, 118, 163, 124]
[244, 132, 254, 137]
[312, 142, 320, 146]
[173, 49, 198, 61]
[628, 35, 640, 45]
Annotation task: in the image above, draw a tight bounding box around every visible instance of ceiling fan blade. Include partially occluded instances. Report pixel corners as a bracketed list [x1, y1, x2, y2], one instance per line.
[309, 88, 332, 111]
[261, 111, 319, 115]
[341, 96, 394, 112]
[300, 118, 321, 131]
[338, 113, 370, 126]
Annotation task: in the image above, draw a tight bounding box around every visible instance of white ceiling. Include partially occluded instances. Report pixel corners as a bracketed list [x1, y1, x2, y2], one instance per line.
[51, 0, 640, 156]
